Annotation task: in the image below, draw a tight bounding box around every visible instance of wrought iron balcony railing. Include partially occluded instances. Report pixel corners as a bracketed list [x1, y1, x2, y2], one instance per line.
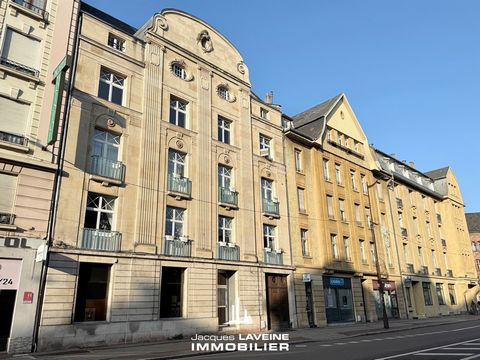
[81, 228, 121, 252]
[0, 212, 15, 225]
[264, 249, 283, 265]
[0, 57, 39, 77]
[262, 198, 279, 217]
[218, 187, 238, 207]
[12, 0, 49, 20]
[0, 130, 28, 146]
[217, 242, 240, 261]
[167, 174, 192, 198]
[164, 236, 192, 257]
[90, 156, 125, 182]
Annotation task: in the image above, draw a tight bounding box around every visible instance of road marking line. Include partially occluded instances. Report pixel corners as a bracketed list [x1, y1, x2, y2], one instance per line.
[462, 354, 480, 360]
[447, 348, 480, 350]
[320, 344, 332, 347]
[294, 345, 307, 348]
[334, 342, 346, 345]
[414, 353, 473, 356]
[375, 337, 480, 360]
[349, 341, 360, 343]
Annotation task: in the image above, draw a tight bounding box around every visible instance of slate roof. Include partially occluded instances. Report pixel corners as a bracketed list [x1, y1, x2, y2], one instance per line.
[81, 2, 137, 36]
[466, 213, 480, 233]
[290, 93, 343, 141]
[424, 167, 450, 179]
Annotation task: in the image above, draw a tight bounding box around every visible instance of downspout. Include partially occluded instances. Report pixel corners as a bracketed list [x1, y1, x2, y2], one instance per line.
[32, 7, 82, 352]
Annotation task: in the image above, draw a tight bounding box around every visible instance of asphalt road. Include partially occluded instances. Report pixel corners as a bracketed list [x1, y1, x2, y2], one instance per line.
[192, 320, 480, 360]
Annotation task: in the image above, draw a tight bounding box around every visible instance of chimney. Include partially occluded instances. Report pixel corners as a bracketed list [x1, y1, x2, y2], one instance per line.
[402, 160, 407, 164]
[409, 161, 415, 168]
[265, 91, 273, 104]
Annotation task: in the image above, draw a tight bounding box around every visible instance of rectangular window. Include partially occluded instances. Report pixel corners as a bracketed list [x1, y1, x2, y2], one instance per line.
[260, 108, 268, 119]
[0, 172, 17, 216]
[74, 263, 111, 322]
[359, 240, 367, 263]
[418, 246, 423, 265]
[168, 149, 186, 177]
[84, 193, 115, 231]
[259, 134, 271, 157]
[343, 236, 351, 261]
[398, 212, 404, 227]
[301, 229, 308, 256]
[261, 178, 273, 201]
[370, 242, 376, 263]
[218, 164, 232, 189]
[0, 97, 29, 140]
[361, 174, 367, 194]
[376, 182, 383, 200]
[323, 159, 330, 180]
[294, 149, 302, 172]
[354, 203, 361, 224]
[403, 243, 409, 262]
[218, 116, 231, 144]
[335, 163, 341, 184]
[263, 224, 275, 249]
[169, 96, 187, 128]
[98, 68, 125, 105]
[297, 187, 306, 212]
[165, 206, 185, 239]
[431, 249, 438, 268]
[448, 284, 456, 305]
[160, 267, 184, 318]
[338, 133, 343, 146]
[91, 129, 120, 165]
[339, 199, 346, 222]
[426, 221, 432, 238]
[422, 282, 433, 306]
[107, 33, 125, 51]
[365, 207, 372, 228]
[326, 195, 334, 219]
[350, 170, 357, 191]
[435, 283, 445, 305]
[2, 28, 41, 72]
[331, 234, 338, 259]
[218, 216, 233, 243]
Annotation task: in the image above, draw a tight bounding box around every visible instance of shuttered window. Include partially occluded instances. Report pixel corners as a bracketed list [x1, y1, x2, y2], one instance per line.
[2, 29, 41, 69]
[0, 173, 17, 213]
[0, 97, 29, 135]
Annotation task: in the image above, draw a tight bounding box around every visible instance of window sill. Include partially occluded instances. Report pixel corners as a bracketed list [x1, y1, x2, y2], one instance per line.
[167, 190, 192, 201]
[0, 64, 41, 86]
[296, 170, 305, 175]
[89, 174, 122, 187]
[302, 254, 313, 259]
[0, 139, 29, 153]
[324, 178, 332, 183]
[262, 212, 280, 220]
[299, 210, 308, 215]
[219, 201, 238, 210]
[0, 224, 17, 231]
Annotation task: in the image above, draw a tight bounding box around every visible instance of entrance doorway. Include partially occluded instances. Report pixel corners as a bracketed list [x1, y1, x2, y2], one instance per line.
[323, 276, 354, 323]
[0, 290, 16, 351]
[265, 274, 290, 330]
[373, 280, 400, 319]
[305, 282, 316, 327]
[218, 271, 235, 326]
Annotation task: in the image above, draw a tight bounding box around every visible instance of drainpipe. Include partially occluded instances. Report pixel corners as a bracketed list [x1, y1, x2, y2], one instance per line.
[31, 6, 82, 352]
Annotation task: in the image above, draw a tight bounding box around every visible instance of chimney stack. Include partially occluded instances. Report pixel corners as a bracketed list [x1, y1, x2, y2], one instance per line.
[409, 161, 415, 168]
[265, 91, 273, 104]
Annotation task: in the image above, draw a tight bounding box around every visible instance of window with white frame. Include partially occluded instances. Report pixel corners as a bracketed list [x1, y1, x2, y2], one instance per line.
[297, 187, 306, 212]
[350, 170, 357, 190]
[218, 216, 233, 243]
[218, 116, 231, 144]
[359, 240, 367, 263]
[339, 198, 346, 221]
[98, 68, 125, 105]
[343, 236, 351, 261]
[326, 195, 334, 219]
[323, 159, 330, 180]
[259, 134, 271, 157]
[301, 229, 308, 256]
[165, 206, 185, 239]
[168, 149, 186, 177]
[331, 234, 338, 259]
[294, 149, 302, 172]
[338, 133, 344, 146]
[260, 108, 269, 120]
[365, 207, 372, 228]
[361, 174, 367, 194]
[261, 178, 273, 201]
[107, 33, 125, 52]
[91, 129, 120, 161]
[335, 163, 341, 184]
[217, 86, 230, 101]
[218, 164, 232, 189]
[354, 203, 361, 224]
[263, 224, 275, 249]
[84, 193, 116, 231]
[169, 96, 187, 128]
[172, 63, 187, 80]
[370, 241, 377, 263]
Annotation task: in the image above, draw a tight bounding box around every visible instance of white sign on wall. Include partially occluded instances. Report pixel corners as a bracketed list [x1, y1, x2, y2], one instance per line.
[0, 258, 22, 290]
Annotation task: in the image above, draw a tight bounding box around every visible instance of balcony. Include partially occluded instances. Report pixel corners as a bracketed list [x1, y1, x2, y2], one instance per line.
[446, 269, 453, 277]
[0, 57, 39, 78]
[11, 0, 49, 21]
[167, 174, 192, 198]
[434, 268, 442, 276]
[164, 236, 192, 257]
[406, 263, 414, 273]
[264, 249, 283, 265]
[81, 228, 122, 252]
[90, 156, 125, 182]
[262, 198, 280, 218]
[0, 130, 28, 147]
[218, 187, 238, 208]
[419, 266, 429, 275]
[396, 198, 403, 210]
[437, 213, 442, 225]
[217, 242, 240, 261]
[400, 227, 408, 237]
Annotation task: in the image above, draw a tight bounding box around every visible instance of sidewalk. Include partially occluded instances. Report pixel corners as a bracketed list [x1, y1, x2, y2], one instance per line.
[3, 315, 479, 360]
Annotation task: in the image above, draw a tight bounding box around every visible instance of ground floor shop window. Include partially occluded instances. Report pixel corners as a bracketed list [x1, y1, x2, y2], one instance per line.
[422, 282, 433, 306]
[448, 284, 457, 305]
[74, 263, 111, 322]
[435, 283, 445, 305]
[160, 267, 184, 318]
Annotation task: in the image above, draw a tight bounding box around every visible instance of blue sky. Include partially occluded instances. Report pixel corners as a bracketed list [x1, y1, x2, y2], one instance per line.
[84, 0, 480, 212]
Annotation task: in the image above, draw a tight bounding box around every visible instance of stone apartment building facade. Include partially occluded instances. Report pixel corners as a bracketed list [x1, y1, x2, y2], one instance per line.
[466, 213, 480, 282]
[0, 0, 79, 353]
[37, 3, 295, 351]
[0, 1, 477, 354]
